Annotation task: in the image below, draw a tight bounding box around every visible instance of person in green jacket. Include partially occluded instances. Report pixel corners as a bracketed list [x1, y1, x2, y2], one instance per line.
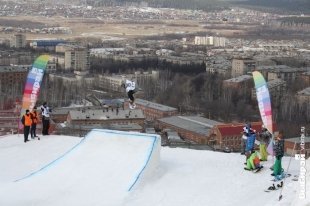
[244, 150, 261, 171]
[272, 131, 285, 177]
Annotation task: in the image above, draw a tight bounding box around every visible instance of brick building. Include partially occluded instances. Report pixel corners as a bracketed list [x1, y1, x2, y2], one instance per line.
[0, 51, 34, 65]
[0, 66, 29, 95]
[156, 116, 221, 144]
[125, 99, 178, 121]
[67, 108, 145, 127]
[285, 137, 310, 158]
[209, 122, 277, 151]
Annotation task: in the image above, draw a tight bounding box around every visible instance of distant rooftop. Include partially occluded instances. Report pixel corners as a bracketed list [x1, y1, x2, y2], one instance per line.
[233, 57, 255, 62]
[62, 123, 142, 131]
[52, 106, 102, 116]
[63, 44, 87, 50]
[0, 66, 29, 73]
[267, 79, 286, 88]
[32, 40, 66, 47]
[69, 108, 144, 120]
[258, 65, 309, 73]
[224, 75, 252, 83]
[297, 87, 310, 96]
[303, 71, 310, 76]
[158, 116, 222, 135]
[136, 99, 177, 112]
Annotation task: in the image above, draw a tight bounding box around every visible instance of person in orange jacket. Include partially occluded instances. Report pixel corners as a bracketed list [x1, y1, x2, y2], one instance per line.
[21, 109, 32, 143]
[30, 106, 39, 140]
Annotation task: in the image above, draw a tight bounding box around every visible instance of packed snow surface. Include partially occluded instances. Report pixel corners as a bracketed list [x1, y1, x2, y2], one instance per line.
[0, 129, 309, 206]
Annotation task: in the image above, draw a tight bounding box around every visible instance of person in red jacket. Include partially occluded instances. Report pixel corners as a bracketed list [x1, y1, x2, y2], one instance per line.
[21, 109, 32, 143]
[30, 106, 39, 140]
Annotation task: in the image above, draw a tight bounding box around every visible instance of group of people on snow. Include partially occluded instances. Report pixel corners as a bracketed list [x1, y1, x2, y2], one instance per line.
[21, 102, 51, 143]
[242, 123, 285, 178]
[20, 77, 137, 143]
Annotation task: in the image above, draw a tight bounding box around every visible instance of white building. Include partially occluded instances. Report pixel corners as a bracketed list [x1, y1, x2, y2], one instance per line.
[194, 36, 225, 47]
[10, 34, 26, 48]
[64, 46, 90, 74]
[214, 37, 226, 47]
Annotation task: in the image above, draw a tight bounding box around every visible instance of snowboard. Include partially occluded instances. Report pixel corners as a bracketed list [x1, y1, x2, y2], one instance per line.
[253, 165, 263, 173]
[243, 165, 263, 173]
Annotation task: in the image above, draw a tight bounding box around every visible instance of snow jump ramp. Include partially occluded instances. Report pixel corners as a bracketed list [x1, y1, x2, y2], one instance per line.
[0, 129, 161, 206]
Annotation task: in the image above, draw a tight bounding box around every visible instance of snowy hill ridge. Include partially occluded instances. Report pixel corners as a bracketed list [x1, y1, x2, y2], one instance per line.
[0, 130, 309, 206]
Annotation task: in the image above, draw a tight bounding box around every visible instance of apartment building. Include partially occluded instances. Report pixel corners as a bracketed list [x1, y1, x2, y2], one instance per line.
[231, 58, 256, 77]
[10, 34, 26, 48]
[257, 65, 309, 82]
[223, 75, 253, 89]
[65, 46, 90, 74]
[0, 65, 29, 93]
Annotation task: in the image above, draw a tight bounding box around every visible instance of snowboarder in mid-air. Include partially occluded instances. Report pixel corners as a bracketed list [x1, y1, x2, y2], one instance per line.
[122, 78, 137, 109]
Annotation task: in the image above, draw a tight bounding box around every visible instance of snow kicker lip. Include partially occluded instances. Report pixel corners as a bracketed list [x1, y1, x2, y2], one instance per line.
[89, 129, 160, 191]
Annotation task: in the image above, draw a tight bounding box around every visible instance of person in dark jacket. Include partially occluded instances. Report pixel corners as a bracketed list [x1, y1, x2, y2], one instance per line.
[21, 109, 32, 143]
[259, 125, 271, 161]
[272, 131, 285, 176]
[40, 102, 51, 135]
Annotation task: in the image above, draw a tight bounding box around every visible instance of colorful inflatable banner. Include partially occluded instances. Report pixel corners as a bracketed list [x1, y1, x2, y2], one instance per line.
[20, 55, 49, 119]
[252, 71, 274, 155]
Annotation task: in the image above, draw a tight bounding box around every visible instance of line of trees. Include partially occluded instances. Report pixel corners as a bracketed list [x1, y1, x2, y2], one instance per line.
[155, 72, 309, 137]
[238, 0, 310, 13]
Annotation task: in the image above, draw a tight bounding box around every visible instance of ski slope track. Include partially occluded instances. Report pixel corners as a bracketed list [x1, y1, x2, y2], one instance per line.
[0, 129, 161, 206]
[0, 130, 309, 206]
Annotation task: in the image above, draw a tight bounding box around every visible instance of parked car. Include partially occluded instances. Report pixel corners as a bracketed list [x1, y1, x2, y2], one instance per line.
[223, 147, 231, 153]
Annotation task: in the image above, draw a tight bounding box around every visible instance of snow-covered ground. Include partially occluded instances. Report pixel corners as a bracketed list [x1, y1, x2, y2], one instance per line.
[0, 130, 309, 206]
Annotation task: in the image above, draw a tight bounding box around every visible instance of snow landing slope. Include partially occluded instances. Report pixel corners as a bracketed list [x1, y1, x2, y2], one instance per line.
[0, 129, 161, 206]
[0, 130, 309, 206]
